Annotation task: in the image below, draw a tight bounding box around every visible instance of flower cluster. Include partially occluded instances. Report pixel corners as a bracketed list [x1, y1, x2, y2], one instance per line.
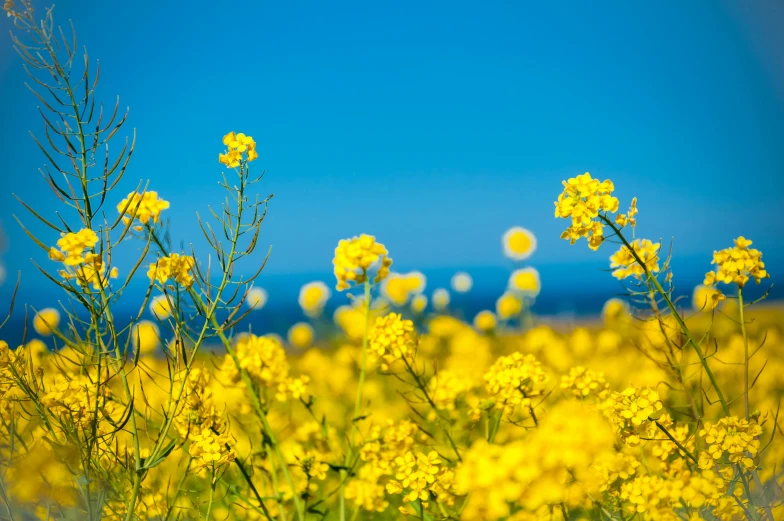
[606, 386, 663, 445]
[48, 229, 99, 266]
[221, 334, 290, 389]
[495, 291, 522, 320]
[385, 451, 452, 508]
[508, 267, 541, 297]
[116, 191, 170, 228]
[188, 428, 236, 472]
[619, 467, 727, 518]
[346, 420, 419, 512]
[148, 253, 196, 288]
[610, 239, 660, 280]
[276, 375, 311, 402]
[219, 132, 258, 167]
[333, 234, 392, 290]
[484, 352, 548, 417]
[554, 172, 619, 250]
[698, 416, 762, 471]
[41, 375, 117, 431]
[502, 226, 537, 260]
[560, 366, 610, 400]
[704, 236, 769, 288]
[368, 313, 416, 369]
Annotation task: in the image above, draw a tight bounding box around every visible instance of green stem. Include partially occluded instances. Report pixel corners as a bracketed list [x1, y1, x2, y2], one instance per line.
[738, 287, 750, 420]
[123, 472, 141, 521]
[341, 279, 372, 521]
[602, 216, 730, 416]
[205, 478, 216, 521]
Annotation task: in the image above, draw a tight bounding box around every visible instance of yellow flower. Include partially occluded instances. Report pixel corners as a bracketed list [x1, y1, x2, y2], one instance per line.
[698, 416, 762, 471]
[287, 322, 314, 349]
[298, 281, 331, 317]
[49, 228, 99, 266]
[609, 239, 660, 280]
[495, 291, 522, 320]
[508, 267, 541, 297]
[554, 172, 619, 250]
[502, 226, 537, 260]
[381, 272, 425, 306]
[607, 386, 663, 445]
[189, 428, 236, 472]
[368, 313, 416, 367]
[410, 294, 428, 314]
[601, 297, 630, 325]
[117, 191, 170, 229]
[219, 131, 258, 166]
[484, 352, 548, 417]
[33, 308, 60, 336]
[704, 236, 769, 288]
[148, 253, 196, 288]
[246, 287, 268, 310]
[692, 284, 725, 311]
[132, 321, 160, 355]
[473, 310, 497, 332]
[149, 294, 173, 319]
[450, 271, 473, 293]
[333, 234, 392, 291]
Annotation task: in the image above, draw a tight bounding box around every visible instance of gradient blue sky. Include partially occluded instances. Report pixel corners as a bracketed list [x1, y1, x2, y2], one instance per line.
[1, 1, 783, 308]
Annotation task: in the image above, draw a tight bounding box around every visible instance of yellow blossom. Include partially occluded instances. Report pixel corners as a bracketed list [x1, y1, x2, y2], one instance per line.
[554, 172, 619, 250]
[117, 191, 170, 228]
[333, 234, 392, 291]
[495, 291, 522, 320]
[148, 253, 196, 288]
[704, 236, 769, 288]
[610, 239, 660, 280]
[473, 310, 497, 332]
[287, 322, 314, 349]
[508, 267, 541, 297]
[298, 281, 331, 317]
[33, 308, 60, 336]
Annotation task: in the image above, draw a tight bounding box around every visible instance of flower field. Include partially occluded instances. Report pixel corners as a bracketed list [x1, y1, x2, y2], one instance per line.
[1, 2, 783, 521]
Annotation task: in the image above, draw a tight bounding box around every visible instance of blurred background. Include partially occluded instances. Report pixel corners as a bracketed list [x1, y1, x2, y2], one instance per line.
[1, 0, 783, 336]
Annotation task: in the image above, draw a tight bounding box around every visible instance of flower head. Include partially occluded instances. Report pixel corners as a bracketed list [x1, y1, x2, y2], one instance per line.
[554, 172, 619, 250]
[148, 254, 196, 288]
[219, 132, 258, 167]
[381, 272, 425, 306]
[117, 191, 170, 229]
[368, 313, 416, 368]
[33, 308, 60, 336]
[609, 239, 660, 280]
[704, 236, 769, 288]
[333, 234, 392, 291]
[508, 267, 541, 297]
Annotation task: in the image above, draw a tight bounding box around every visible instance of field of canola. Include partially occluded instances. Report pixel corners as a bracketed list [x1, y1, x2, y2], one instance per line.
[1, 1, 783, 520]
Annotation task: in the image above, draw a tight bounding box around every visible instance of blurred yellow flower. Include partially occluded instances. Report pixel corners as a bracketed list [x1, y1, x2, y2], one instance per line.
[333, 234, 392, 291]
[288, 322, 314, 349]
[149, 294, 173, 319]
[473, 310, 497, 332]
[601, 298, 630, 325]
[502, 226, 537, 260]
[132, 321, 160, 355]
[496, 292, 522, 320]
[432, 288, 450, 311]
[298, 281, 331, 317]
[410, 294, 427, 314]
[508, 267, 541, 297]
[33, 308, 60, 336]
[381, 271, 425, 306]
[246, 287, 268, 311]
[692, 284, 725, 311]
[450, 272, 473, 293]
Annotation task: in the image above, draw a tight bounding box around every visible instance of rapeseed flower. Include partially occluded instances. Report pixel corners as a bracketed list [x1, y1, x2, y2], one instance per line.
[219, 131, 258, 167]
[704, 236, 769, 288]
[610, 239, 660, 280]
[333, 234, 392, 290]
[32, 308, 60, 336]
[117, 191, 170, 228]
[450, 271, 473, 293]
[554, 172, 619, 250]
[298, 281, 331, 317]
[508, 267, 541, 297]
[148, 253, 196, 288]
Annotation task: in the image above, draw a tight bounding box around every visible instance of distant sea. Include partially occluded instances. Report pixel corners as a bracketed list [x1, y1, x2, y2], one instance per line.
[0, 254, 778, 346]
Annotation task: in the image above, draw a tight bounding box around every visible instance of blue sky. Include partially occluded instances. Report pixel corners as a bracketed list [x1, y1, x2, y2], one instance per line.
[1, 0, 783, 311]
